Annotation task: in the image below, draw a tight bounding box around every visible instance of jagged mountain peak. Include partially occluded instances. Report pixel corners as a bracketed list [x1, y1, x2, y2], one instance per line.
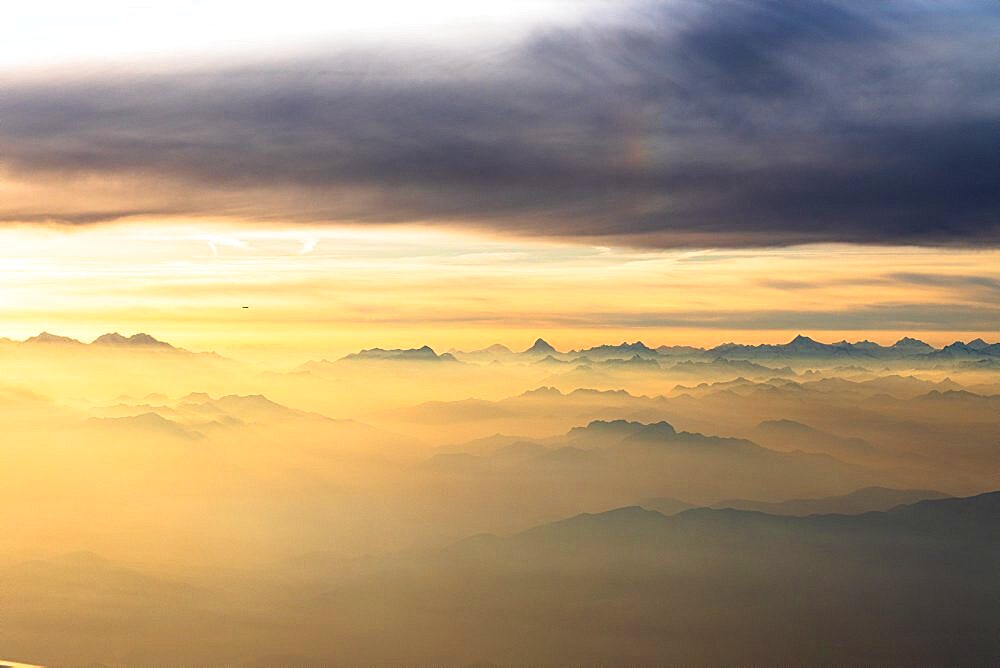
[523, 338, 557, 354]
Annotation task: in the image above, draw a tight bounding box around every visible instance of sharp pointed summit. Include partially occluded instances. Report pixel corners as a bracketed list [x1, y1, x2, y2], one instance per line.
[523, 338, 557, 355]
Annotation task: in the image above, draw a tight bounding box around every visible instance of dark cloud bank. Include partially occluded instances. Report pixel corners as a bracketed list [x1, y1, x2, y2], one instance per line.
[2, 0, 998, 246]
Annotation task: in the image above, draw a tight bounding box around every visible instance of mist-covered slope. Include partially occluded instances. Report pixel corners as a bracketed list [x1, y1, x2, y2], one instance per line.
[324, 492, 1000, 665]
[640, 485, 951, 516]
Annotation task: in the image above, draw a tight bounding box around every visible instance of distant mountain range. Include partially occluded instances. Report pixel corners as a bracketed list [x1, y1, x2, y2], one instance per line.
[570, 334, 998, 361]
[341, 345, 458, 362]
[338, 334, 1000, 364]
[8, 332, 999, 364]
[5, 333, 236, 364]
[16, 331, 175, 348]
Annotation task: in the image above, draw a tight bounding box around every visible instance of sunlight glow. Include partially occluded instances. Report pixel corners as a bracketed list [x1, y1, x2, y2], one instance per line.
[1, 221, 996, 360]
[1, 1, 594, 69]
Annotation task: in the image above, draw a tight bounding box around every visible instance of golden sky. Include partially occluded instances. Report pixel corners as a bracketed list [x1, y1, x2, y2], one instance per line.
[1, 220, 996, 360]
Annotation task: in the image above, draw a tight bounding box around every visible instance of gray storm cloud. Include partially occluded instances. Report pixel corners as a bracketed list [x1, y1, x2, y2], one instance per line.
[1, 0, 998, 246]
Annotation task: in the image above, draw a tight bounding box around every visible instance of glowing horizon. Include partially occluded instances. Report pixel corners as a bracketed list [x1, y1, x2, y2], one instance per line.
[0, 220, 995, 362]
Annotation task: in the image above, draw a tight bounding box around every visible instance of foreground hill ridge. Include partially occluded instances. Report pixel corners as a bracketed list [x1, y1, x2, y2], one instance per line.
[505, 489, 1000, 542]
[640, 486, 954, 518]
[12, 490, 998, 665]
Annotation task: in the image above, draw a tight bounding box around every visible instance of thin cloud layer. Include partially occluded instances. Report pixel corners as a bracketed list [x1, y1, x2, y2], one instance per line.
[1, 0, 998, 246]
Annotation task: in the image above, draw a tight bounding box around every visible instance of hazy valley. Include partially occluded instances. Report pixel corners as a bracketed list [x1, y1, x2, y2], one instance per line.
[1, 332, 997, 665]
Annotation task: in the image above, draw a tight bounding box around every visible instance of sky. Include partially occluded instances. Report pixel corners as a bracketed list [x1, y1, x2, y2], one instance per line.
[1, 221, 996, 360]
[0, 1, 997, 356]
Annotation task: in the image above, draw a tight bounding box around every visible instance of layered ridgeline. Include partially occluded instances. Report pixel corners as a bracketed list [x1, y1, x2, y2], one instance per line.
[382, 379, 1000, 494]
[0, 330, 997, 664]
[327, 335, 1000, 366]
[3, 492, 996, 665]
[7, 331, 998, 367]
[640, 486, 952, 516]
[287, 334, 1000, 414]
[422, 418, 879, 508]
[354, 491, 997, 665]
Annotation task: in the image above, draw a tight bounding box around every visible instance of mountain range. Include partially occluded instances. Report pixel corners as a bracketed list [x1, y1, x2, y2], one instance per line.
[340, 345, 458, 362]
[422, 418, 877, 506]
[16, 331, 175, 348]
[7, 332, 999, 363]
[342, 335, 1000, 365]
